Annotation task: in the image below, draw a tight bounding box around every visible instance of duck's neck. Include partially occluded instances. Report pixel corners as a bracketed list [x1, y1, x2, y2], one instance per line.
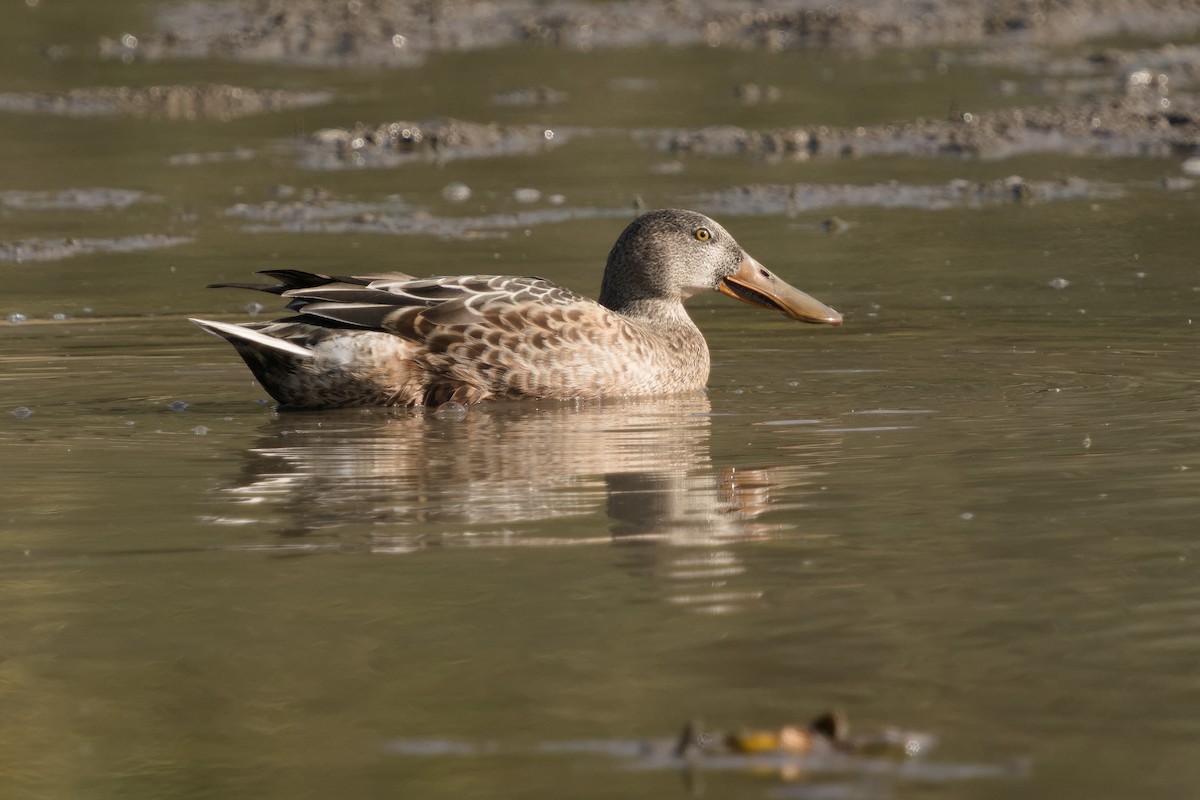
[603, 296, 697, 329]
[602, 295, 711, 391]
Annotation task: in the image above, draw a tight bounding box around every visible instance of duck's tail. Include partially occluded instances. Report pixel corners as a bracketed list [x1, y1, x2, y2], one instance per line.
[190, 318, 314, 359]
[192, 318, 320, 407]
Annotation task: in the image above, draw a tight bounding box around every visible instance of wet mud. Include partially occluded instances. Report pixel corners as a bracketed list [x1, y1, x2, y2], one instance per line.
[0, 188, 153, 211]
[298, 119, 565, 169]
[167, 148, 256, 166]
[0, 235, 192, 263]
[219, 173, 1122, 242]
[8, 0, 1193, 168]
[491, 86, 569, 107]
[651, 92, 1200, 162]
[0, 84, 330, 120]
[699, 176, 1123, 216]
[105, 0, 1200, 67]
[230, 199, 633, 239]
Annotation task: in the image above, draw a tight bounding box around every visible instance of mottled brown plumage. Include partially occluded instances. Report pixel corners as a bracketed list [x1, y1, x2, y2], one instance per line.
[192, 209, 842, 409]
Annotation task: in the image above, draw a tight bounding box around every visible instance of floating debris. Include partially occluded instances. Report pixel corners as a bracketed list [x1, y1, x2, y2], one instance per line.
[0, 84, 332, 120]
[385, 711, 1025, 788]
[676, 711, 933, 760]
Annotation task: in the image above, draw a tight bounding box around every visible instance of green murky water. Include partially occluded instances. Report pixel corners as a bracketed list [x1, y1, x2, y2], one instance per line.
[2, 2, 1199, 798]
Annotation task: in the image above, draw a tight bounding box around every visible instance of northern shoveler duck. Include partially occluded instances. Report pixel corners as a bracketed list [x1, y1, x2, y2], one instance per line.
[192, 208, 842, 409]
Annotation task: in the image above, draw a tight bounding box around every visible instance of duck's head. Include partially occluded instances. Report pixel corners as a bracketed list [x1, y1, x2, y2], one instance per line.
[599, 208, 843, 326]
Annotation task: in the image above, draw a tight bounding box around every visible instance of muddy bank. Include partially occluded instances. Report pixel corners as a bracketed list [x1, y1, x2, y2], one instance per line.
[298, 119, 565, 169]
[0, 235, 191, 263]
[650, 92, 1200, 161]
[699, 176, 1123, 216]
[103, 0, 1200, 68]
[0, 84, 330, 120]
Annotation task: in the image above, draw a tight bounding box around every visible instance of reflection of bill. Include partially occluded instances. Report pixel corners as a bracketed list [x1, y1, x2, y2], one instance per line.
[212, 394, 836, 613]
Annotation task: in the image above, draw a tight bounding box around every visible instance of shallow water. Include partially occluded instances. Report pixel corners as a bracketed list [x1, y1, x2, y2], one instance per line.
[2, 2, 1200, 798]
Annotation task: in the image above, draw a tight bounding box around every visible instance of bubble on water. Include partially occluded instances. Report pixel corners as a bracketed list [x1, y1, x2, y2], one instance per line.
[547, 193, 566, 206]
[1048, 277, 1069, 289]
[11, 406, 33, 419]
[193, 425, 209, 435]
[513, 187, 541, 204]
[435, 401, 467, 421]
[244, 302, 264, 315]
[8, 313, 26, 324]
[441, 182, 472, 203]
[168, 400, 189, 412]
[959, 512, 974, 521]
[51, 312, 68, 321]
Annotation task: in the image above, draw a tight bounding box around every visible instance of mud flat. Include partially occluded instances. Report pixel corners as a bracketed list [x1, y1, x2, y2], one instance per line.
[700, 176, 1123, 216]
[104, 0, 1200, 67]
[225, 190, 632, 237]
[0, 235, 191, 263]
[225, 188, 411, 222]
[298, 119, 565, 169]
[0, 188, 153, 211]
[650, 93, 1200, 161]
[0, 84, 331, 120]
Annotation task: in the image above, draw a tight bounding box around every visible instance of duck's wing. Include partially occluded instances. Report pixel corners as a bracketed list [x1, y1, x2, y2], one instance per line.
[258, 273, 591, 336]
[277, 272, 659, 401]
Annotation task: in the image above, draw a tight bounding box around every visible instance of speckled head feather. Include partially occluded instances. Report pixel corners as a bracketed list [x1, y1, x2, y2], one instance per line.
[193, 209, 842, 409]
[599, 209, 744, 319]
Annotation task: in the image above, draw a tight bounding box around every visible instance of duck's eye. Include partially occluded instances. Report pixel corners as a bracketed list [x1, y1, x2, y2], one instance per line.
[694, 227, 712, 242]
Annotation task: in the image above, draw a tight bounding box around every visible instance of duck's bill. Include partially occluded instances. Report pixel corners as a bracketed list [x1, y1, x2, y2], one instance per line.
[718, 254, 843, 326]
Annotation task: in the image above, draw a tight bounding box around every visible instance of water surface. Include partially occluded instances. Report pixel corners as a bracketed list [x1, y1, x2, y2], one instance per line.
[1, 3, 1199, 798]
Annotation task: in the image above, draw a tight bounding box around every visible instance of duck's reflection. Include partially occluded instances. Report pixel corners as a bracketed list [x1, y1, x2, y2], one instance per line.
[215, 394, 835, 613]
